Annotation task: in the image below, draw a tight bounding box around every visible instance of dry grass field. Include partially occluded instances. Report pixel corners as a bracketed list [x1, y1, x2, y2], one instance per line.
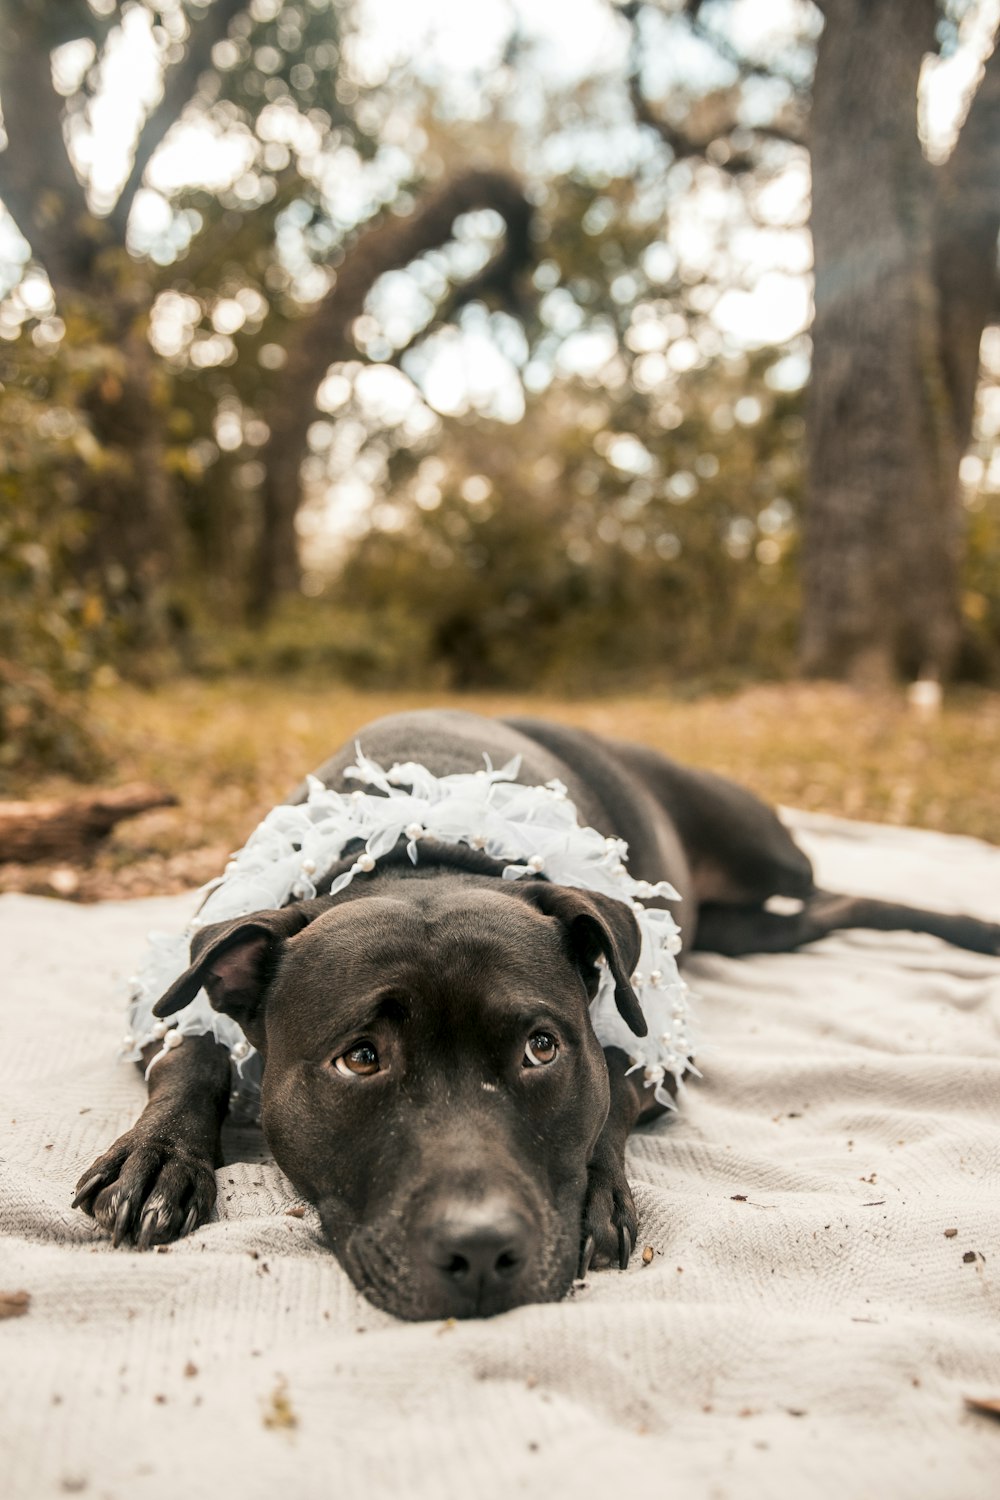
[4, 677, 999, 900]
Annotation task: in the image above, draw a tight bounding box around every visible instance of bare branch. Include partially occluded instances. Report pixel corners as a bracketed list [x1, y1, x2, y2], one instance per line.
[249, 168, 533, 614]
[626, 70, 707, 159]
[390, 233, 534, 361]
[620, 2, 807, 170]
[273, 169, 530, 410]
[687, 12, 806, 91]
[108, 0, 246, 240]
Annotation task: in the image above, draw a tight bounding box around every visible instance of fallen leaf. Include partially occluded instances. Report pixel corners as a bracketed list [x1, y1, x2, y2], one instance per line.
[943, 1228, 958, 1238]
[641, 1245, 654, 1265]
[284, 1206, 306, 1219]
[0, 1290, 30, 1320]
[262, 1377, 298, 1431]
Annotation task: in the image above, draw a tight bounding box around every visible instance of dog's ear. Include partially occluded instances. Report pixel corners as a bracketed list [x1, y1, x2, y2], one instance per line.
[153, 902, 322, 1040]
[516, 881, 647, 1037]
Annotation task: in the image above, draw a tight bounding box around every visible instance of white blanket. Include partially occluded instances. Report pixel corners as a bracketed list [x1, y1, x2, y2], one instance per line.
[2, 812, 999, 1499]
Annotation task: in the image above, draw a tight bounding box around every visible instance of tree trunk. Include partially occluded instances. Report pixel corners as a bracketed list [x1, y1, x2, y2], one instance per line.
[0, 0, 247, 647]
[802, 0, 962, 683]
[933, 40, 1000, 465]
[77, 318, 179, 638]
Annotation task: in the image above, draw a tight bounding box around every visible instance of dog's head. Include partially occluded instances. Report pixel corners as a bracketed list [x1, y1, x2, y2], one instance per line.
[154, 871, 644, 1320]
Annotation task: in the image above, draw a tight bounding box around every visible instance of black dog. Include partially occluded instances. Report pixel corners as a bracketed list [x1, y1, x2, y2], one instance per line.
[73, 710, 1000, 1319]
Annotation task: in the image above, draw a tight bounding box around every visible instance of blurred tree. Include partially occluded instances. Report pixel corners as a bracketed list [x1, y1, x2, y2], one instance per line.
[0, 0, 531, 637]
[335, 347, 803, 691]
[306, 167, 804, 692]
[622, 0, 1000, 682]
[0, 331, 111, 778]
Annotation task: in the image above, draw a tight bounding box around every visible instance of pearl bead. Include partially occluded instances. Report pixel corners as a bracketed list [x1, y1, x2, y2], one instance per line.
[122, 1034, 135, 1050]
[666, 933, 682, 954]
[291, 882, 307, 899]
[151, 1020, 169, 1039]
[301, 858, 317, 876]
[232, 1040, 250, 1060]
[162, 1030, 184, 1051]
[632, 971, 645, 987]
[527, 854, 545, 872]
[649, 969, 663, 986]
[404, 823, 423, 841]
[469, 834, 486, 849]
[356, 853, 376, 872]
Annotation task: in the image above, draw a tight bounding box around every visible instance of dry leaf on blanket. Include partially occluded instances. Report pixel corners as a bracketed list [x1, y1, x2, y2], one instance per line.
[963, 1396, 1000, 1420]
[262, 1378, 298, 1431]
[0, 1289, 30, 1319]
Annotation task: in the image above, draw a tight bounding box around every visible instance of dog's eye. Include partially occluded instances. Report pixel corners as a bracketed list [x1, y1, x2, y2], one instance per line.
[523, 1032, 559, 1068]
[334, 1042, 380, 1077]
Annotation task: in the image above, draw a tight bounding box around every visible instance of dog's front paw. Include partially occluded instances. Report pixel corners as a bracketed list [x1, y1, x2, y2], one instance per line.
[579, 1153, 638, 1275]
[72, 1131, 217, 1250]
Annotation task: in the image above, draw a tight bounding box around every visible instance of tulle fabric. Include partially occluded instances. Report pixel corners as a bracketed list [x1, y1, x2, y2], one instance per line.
[123, 748, 697, 1119]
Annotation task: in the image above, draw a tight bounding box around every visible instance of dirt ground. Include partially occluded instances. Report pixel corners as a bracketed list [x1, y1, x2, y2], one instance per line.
[3, 677, 999, 901]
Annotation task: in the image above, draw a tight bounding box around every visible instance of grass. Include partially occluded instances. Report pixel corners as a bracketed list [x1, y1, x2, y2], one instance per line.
[6, 675, 1000, 899]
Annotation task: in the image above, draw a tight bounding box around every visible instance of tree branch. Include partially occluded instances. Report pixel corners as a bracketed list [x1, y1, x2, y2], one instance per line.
[273, 168, 531, 425]
[620, 3, 807, 171]
[249, 168, 533, 614]
[108, 0, 247, 241]
[389, 199, 538, 358]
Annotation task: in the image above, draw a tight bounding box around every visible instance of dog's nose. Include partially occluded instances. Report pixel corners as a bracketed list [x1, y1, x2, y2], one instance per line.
[420, 1195, 536, 1305]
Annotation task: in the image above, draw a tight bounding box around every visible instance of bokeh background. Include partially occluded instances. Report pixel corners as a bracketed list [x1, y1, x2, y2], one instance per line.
[1, 0, 999, 895]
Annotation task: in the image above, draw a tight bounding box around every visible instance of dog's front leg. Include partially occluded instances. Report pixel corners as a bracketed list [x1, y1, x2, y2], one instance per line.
[580, 1047, 672, 1275]
[72, 1034, 230, 1249]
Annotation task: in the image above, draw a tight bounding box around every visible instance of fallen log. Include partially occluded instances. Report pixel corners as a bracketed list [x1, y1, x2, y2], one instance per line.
[0, 784, 178, 864]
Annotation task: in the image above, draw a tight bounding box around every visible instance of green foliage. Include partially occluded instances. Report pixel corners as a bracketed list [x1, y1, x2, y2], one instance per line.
[0, 329, 112, 782]
[318, 348, 805, 691]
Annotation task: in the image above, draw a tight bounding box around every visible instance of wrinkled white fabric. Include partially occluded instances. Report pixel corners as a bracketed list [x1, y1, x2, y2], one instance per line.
[2, 810, 999, 1500]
